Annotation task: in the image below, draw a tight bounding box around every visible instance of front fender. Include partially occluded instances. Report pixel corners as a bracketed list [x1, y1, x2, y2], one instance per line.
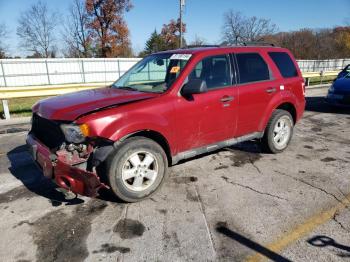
[107, 113, 172, 143]
[77, 107, 175, 152]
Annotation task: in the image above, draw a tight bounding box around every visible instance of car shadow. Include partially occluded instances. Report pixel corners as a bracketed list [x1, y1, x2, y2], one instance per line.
[305, 96, 350, 114]
[6, 145, 85, 207]
[6, 144, 136, 205]
[176, 139, 263, 166]
[307, 235, 350, 258]
[216, 222, 292, 261]
[95, 163, 126, 204]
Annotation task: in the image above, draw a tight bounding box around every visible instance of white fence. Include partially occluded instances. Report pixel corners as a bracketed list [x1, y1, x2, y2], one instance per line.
[0, 58, 141, 87]
[0, 57, 349, 87]
[297, 58, 350, 72]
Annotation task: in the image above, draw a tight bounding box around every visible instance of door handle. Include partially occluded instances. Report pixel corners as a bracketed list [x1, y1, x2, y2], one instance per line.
[266, 87, 277, 93]
[220, 96, 234, 103]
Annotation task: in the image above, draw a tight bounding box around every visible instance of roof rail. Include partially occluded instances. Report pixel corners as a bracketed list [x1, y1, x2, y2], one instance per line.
[242, 42, 275, 47]
[181, 45, 220, 49]
[181, 42, 277, 49]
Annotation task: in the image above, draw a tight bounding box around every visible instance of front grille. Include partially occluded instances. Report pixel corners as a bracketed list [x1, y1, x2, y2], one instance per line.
[31, 113, 65, 149]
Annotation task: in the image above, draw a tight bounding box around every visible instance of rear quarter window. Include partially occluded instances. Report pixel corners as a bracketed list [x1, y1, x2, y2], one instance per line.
[268, 52, 298, 78]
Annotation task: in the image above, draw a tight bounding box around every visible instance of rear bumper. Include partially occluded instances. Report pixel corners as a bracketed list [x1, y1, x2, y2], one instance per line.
[26, 133, 108, 197]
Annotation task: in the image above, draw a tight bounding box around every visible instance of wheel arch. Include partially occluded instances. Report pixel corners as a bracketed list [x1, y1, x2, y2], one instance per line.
[276, 102, 297, 124]
[118, 130, 173, 166]
[259, 97, 298, 132]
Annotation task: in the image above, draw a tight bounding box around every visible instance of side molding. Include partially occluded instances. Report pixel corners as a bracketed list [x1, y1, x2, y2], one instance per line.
[171, 132, 264, 165]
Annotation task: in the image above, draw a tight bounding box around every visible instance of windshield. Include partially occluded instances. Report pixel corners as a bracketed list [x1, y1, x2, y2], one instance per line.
[112, 53, 192, 93]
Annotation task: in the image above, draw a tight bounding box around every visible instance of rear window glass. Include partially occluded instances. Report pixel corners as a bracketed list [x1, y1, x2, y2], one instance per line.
[268, 52, 298, 78]
[236, 53, 270, 84]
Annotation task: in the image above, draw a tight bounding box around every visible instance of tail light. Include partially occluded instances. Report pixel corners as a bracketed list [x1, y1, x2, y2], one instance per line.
[302, 82, 305, 96]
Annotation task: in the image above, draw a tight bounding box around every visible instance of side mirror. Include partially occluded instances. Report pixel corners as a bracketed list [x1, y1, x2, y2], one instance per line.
[181, 79, 208, 96]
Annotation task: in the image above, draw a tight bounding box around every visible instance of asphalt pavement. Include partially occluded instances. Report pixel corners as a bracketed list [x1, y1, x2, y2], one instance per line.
[0, 86, 350, 262]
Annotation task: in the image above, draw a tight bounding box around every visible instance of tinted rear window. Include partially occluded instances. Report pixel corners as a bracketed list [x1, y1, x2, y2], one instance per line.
[269, 52, 298, 78]
[236, 53, 270, 84]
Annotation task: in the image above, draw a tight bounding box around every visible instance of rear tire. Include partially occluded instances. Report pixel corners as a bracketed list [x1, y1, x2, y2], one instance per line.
[106, 136, 168, 202]
[262, 109, 294, 153]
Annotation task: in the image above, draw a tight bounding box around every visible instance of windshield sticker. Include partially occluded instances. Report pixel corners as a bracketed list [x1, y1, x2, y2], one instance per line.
[170, 66, 180, 73]
[170, 54, 192, 60]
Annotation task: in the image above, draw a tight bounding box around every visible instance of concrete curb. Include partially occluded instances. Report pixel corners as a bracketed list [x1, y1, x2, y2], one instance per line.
[0, 116, 31, 127]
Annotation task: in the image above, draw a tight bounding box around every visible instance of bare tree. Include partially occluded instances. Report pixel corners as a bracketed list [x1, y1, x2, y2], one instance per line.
[0, 23, 8, 58]
[222, 11, 246, 45]
[63, 0, 91, 57]
[222, 10, 277, 45]
[189, 35, 207, 46]
[17, 1, 59, 58]
[244, 16, 277, 42]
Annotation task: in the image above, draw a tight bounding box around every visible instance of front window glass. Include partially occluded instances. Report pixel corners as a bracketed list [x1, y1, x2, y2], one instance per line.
[188, 55, 231, 89]
[113, 53, 191, 93]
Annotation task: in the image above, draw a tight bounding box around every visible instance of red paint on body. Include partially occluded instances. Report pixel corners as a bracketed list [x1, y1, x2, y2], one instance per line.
[28, 46, 305, 197]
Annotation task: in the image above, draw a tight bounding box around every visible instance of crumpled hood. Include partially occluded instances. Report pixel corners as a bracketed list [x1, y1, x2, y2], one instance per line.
[33, 87, 158, 121]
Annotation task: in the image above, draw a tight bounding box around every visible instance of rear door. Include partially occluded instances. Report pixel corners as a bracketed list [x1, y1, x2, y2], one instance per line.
[234, 52, 280, 136]
[174, 54, 238, 153]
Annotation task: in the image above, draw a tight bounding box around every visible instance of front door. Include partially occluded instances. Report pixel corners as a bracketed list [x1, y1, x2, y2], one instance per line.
[174, 54, 238, 153]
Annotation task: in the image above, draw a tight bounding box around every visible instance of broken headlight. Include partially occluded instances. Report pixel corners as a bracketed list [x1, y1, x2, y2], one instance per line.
[60, 124, 89, 143]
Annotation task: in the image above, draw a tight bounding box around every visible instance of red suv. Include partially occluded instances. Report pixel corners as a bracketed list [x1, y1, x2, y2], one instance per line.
[27, 45, 305, 202]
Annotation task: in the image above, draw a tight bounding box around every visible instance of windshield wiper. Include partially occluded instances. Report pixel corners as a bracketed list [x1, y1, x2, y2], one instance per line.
[113, 85, 137, 91]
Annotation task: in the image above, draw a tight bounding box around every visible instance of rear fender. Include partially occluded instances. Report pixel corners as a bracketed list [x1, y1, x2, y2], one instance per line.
[258, 90, 298, 131]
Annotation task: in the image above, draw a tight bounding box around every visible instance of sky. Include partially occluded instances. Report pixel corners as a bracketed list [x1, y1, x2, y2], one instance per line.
[0, 0, 349, 57]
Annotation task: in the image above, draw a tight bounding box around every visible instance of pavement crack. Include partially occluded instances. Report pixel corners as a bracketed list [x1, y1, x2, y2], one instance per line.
[249, 159, 262, 174]
[333, 212, 350, 233]
[221, 176, 286, 201]
[275, 171, 343, 203]
[336, 187, 350, 209]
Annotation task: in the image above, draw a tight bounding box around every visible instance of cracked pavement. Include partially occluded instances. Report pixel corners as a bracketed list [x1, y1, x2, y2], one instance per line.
[0, 86, 350, 261]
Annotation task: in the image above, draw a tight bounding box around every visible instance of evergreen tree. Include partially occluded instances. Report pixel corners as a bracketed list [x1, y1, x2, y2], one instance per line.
[143, 30, 166, 55]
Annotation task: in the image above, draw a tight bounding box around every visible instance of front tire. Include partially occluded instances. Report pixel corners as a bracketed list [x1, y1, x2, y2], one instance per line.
[106, 136, 168, 202]
[262, 109, 294, 153]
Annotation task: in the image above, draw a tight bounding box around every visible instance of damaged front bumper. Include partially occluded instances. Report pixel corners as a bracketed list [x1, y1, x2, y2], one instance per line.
[26, 133, 109, 197]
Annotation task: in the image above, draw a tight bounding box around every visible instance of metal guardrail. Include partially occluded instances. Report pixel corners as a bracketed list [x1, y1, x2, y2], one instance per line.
[0, 82, 111, 99]
[0, 70, 337, 99]
[0, 70, 339, 120]
[302, 71, 339, 78]
[303, 70, 339, 85]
